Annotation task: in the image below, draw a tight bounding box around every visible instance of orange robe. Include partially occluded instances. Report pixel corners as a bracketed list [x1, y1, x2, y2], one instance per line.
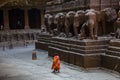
[51, 55, 60, 70]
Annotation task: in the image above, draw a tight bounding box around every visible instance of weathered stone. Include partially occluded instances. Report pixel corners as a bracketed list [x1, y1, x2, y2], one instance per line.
[101, 55, 120, 73]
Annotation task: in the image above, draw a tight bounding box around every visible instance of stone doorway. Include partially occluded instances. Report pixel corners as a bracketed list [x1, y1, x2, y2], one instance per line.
[0, 10, 4, 30]
[9, 8, 25, 29]
[28, 8, 41, 29]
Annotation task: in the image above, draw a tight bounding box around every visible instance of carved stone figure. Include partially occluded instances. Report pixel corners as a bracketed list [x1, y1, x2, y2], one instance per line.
[53, 14, 59, 36]
[55, 13, 66, 35]
[73, 10, 85, 38]
[65, 11, 75, 37]
[44, 14, 51, 33]
[80, 9, 100, 39]
[118, 10, 120, 18]
[44, 14, 55, 34]
[115, 18, 120, 38]
[101, 8, 117, 35]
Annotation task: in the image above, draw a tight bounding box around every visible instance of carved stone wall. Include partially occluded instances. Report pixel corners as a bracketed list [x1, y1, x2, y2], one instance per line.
[90, 0, 100, 10]
[46, 0, 119, 13]
[101, 0, 119, 10]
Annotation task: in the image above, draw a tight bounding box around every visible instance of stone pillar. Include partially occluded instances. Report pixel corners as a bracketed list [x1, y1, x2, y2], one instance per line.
[40, 9, 46, 30]
[3, 9, 9, 30]
[24, 8, 29, 29]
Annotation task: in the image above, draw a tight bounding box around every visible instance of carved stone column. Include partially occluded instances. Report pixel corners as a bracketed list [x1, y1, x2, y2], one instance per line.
[24, 8, 29, 29]
[40, 9, 45, 29]
[3, 9, 9, 30]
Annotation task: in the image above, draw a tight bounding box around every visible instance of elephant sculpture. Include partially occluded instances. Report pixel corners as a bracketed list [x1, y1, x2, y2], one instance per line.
[44, 14, 56, 34]
[118, 10, 120, 18]
[73, 10, 85, 38]
[65, 11, 76, 37]
[44, 14, 52, 33]
[58, 13, 66, 34]
[101, 8, 117, 35]
[115, 10, 120, 38]
[80, 9, 101, 39]
[115, 18, 120, 38]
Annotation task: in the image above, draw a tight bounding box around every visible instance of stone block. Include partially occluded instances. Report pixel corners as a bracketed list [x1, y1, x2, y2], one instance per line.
[68, 53, 75, 64]
[35, 42, 49, 51]
[101, 55, 120, 73]
[74, 54, 84, 67]
[106, 50, 120, 57]
[84, 55, 101, 68]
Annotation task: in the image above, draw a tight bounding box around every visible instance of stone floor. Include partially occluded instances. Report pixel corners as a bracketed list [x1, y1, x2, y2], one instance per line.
[0, 44, 120, 80]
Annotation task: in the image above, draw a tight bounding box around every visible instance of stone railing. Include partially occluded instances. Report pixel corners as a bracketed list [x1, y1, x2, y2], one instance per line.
[0, 29, 41, 48]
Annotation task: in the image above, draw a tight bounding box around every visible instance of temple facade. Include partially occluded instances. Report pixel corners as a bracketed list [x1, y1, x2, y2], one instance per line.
[0, 0, 120, 74]
[0, 0, 119, 31]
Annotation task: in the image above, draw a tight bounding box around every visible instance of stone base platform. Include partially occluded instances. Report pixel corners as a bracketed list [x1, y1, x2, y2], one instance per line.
[35, 34, 52, 51]
[35, 35, 109, 68]
[35, 35, 120, 73]
[102, 39, 120, 73]
[48, 37, 109, 68]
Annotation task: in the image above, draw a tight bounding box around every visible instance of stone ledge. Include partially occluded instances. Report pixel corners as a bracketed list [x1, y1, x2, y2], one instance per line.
[101, 55, 120, 73]
[48, 46, 102, 68]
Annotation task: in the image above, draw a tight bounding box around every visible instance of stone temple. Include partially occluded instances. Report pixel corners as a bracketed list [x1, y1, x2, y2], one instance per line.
[0, 0, 120, 80]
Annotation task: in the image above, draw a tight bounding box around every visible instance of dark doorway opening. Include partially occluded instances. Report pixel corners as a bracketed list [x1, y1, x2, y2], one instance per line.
[28, 8, 41, 29]
[0, 10, 4, 30]
[9, 8, 25, 29]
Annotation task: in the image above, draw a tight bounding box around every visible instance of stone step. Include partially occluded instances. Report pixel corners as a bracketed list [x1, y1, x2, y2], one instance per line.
[50, 41, 107, 50]
[50, 43, 69, 50]
[35, 42, 49, 51]
[38, 34, 52, 38]
[48, 46, 101, 68]
[38, 37, 52, 40]
[70, 47, 105, 54]
[38, 38, 51, 43]
[108, 46, 120, 52]
[109, 40, 120, 47]
[50, 42, 106, 54]
[101, 55, 120, 73]
[106, 50, 120, 57]
[51, 37, 109, 46]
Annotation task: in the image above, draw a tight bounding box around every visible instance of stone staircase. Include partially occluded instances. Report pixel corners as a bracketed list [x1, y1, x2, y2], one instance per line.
[35, 34, 52, 51]
[48, 37, 109, 68]
[35, 35, 120, 73]
[102, 39, 120, 73]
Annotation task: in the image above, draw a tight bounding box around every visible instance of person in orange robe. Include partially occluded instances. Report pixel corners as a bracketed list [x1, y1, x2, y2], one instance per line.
[51, 53, 60, 73]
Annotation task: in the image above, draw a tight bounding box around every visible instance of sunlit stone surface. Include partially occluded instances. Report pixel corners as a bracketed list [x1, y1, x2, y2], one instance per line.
[0, 44, 119, 80]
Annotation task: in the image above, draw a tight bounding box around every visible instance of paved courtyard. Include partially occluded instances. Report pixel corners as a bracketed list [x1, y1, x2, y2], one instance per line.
[0, 44, 120, 80]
